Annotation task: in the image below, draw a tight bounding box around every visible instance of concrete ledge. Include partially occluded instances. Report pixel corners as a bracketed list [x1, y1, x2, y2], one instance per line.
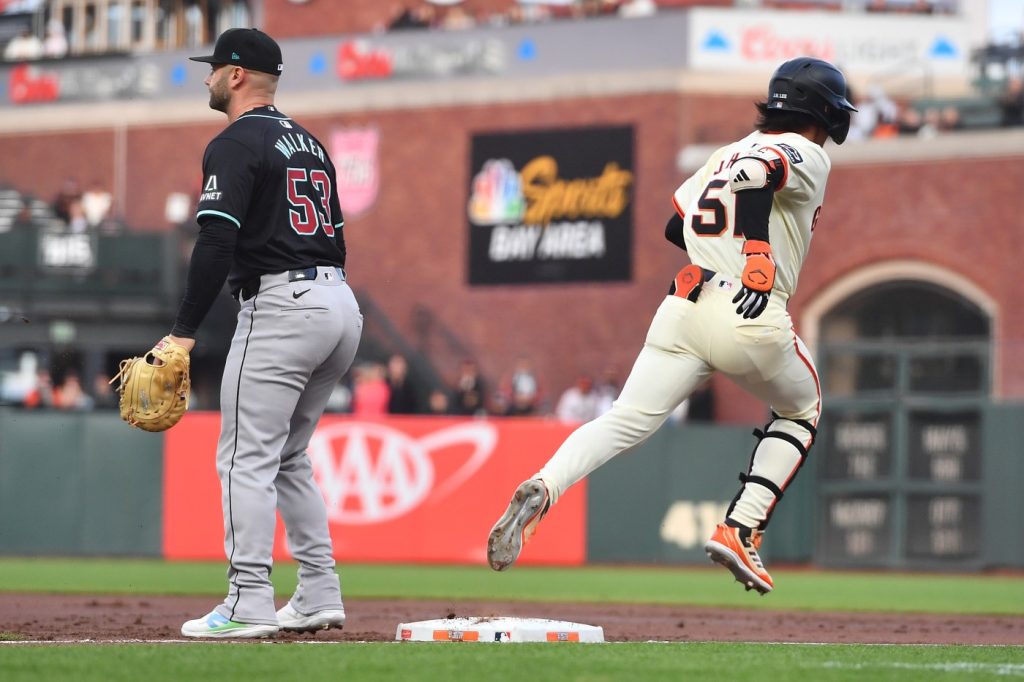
[679, 127, 1024, 172]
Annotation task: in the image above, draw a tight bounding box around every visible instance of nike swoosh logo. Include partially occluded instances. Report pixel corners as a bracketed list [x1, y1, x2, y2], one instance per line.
[292, 289, 311, 299]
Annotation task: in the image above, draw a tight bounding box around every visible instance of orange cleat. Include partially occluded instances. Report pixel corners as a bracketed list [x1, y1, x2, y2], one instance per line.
[704, 522, 774, 594]
[486, 479, 550, 572]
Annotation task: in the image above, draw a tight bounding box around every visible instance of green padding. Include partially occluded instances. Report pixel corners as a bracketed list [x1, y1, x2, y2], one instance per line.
[982, 404, 1024, 567]
[587, 422, 814, 564]
[0, 409, 163, 556]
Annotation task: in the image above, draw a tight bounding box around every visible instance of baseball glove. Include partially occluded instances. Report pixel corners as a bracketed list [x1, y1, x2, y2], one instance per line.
[110, 336, 191, 432]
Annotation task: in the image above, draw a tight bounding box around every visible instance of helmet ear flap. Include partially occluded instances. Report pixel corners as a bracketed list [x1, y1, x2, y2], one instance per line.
[828, 109, 852, 145]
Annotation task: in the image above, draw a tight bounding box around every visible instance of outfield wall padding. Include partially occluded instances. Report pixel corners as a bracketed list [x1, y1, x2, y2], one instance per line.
[0, 409, 163, 556]
[1, 408, 1019, 568]
[585, 421, 815, 564]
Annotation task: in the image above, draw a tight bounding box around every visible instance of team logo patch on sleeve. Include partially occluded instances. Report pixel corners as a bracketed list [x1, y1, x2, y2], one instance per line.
[775, 143, 803, 165]
[200, 175, 222, 201]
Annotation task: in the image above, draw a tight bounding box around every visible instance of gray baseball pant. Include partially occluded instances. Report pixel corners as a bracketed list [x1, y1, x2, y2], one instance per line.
[213, 267, 362, 625]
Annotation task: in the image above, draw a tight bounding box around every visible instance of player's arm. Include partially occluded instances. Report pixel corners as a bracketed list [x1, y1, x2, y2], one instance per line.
[170, 138, 255, 338]
[326, 162, 347, 264]
[665, 213, 687, 251]
[170, 217, 237, 338]
[729, 149, 786, 319]
[666, 174, 699, 252]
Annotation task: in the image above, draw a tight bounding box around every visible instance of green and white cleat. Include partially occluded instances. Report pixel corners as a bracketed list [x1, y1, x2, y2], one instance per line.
[276, 603, 346, 633]
[181, 610, 279, 639]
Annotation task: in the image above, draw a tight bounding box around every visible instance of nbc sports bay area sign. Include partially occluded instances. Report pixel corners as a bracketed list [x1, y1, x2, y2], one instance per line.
[467, 126, 634, 285]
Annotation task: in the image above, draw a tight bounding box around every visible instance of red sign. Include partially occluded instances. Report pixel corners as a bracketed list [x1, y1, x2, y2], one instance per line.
[739, 25, 835, 63]
[336, 41, 393, 81]
[9, 64, 59, 105]
[164, 414, 585, 565]
[331, 127, 379, 217]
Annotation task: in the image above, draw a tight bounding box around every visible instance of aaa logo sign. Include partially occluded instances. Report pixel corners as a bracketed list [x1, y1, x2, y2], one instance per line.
[162, 414, 585, 565]
[308, 421, 497, 524]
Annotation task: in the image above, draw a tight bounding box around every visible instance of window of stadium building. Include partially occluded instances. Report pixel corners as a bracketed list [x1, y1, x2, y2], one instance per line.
[48, 0, 251, 54]
[819, 282, 990, 397]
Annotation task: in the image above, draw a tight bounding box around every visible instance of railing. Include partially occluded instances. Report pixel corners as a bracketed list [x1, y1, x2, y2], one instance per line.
[0, 228, 180, 319]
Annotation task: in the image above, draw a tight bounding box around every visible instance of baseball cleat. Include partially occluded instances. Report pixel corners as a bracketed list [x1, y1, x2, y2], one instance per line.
[487, 479, 550, 572]
[181, 610, 279, 639]
[276, 603, 346, 632]
[704, 522, 774, 595]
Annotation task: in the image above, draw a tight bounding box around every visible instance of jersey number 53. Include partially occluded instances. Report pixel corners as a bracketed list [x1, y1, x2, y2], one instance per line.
[287, 167, 334, 237]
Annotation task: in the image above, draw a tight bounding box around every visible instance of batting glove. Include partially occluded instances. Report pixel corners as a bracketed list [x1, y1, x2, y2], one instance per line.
[733, 240, 775, 319]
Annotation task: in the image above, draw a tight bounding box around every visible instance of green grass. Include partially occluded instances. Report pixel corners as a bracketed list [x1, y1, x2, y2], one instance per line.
[0, 558, 1022, 615]
[0, 642, 1022, 682]
[0, 559, 1021, 680]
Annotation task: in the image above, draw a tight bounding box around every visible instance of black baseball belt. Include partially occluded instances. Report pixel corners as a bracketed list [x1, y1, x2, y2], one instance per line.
[238, 266, 345, 302]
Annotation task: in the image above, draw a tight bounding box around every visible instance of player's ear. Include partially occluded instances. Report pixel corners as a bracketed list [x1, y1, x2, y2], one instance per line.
[229, 66, 246, 87]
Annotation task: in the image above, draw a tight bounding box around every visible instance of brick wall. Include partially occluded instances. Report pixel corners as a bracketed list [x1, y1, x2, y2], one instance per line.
[264, 0, 527, 38]
[3, 91, 1021, 418]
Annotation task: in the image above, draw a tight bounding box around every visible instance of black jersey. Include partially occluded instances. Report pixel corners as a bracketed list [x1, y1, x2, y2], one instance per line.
[195, 105, 346, 292]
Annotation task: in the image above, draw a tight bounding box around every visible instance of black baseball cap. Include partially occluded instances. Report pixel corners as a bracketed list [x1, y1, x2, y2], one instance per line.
[189, 28, 283, 76]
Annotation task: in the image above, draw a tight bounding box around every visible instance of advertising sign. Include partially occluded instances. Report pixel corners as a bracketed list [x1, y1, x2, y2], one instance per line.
[6, 59, 160, 105]
[908, 411, 981, 482]
[819, 494, 892, 563]
[331, 127, 380, 218]
[688, 7, 968, 76]
[336, 38, 505, 81]
[822, 412, 892, 481]
[467, 126, 634, 285]
[906, 493, 981, 560]
[163, 414, 585, 565]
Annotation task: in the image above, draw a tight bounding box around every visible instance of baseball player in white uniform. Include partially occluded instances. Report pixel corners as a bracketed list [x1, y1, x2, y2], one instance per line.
[487, 57, 856, 594]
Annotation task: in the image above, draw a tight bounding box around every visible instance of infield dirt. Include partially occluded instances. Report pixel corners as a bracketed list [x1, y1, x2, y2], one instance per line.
[1, 594, 1021, 644]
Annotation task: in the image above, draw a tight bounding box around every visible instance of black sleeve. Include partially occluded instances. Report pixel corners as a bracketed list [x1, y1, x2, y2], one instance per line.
[734, 186, 773, 244]
[733, 157, 785, 245]
[169, 217, 237, 338]
[195, 137, 257, 229]
[665, 212, 687, 251]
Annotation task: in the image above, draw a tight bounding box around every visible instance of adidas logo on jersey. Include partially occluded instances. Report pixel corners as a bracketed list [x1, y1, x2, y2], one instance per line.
[733, 168, 751, 184]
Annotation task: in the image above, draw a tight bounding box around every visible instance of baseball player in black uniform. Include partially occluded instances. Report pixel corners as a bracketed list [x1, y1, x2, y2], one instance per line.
[167, 29, 362, 638]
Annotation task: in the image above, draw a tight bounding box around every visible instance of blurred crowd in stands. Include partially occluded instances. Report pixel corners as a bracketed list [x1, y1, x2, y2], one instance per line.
[5, 348, 118, 412]
[843, 31, 1024, 140]
[0, 0, 960, 64]
[2, 19, 66, 61]
[19, 366, 116, 410]
[377, 0, 956, 34]
[0, 0, 1011, 425]
[319, 352, 714, 422]
[0, 177, 122, 235]
[7, 344, 715, 423]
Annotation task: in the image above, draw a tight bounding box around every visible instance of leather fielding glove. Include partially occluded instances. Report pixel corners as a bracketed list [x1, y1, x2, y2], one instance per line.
[733, 240, 776, 319]
[110, 336, 191, 432]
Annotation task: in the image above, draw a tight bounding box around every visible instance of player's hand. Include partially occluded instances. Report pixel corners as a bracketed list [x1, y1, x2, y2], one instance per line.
[733, 240, 775, 319]
[167, 335, 196, 352]
[151, 335, 195, 366]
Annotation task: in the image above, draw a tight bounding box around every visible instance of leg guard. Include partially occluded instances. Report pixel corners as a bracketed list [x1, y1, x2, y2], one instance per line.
[726, 413, 816, 531]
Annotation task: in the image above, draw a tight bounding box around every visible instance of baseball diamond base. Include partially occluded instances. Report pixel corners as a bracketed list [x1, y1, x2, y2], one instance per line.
[397, 617, 604, 643]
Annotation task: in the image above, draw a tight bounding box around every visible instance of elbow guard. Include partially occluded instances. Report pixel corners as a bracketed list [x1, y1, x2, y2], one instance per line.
[728, 150, 786, 194]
